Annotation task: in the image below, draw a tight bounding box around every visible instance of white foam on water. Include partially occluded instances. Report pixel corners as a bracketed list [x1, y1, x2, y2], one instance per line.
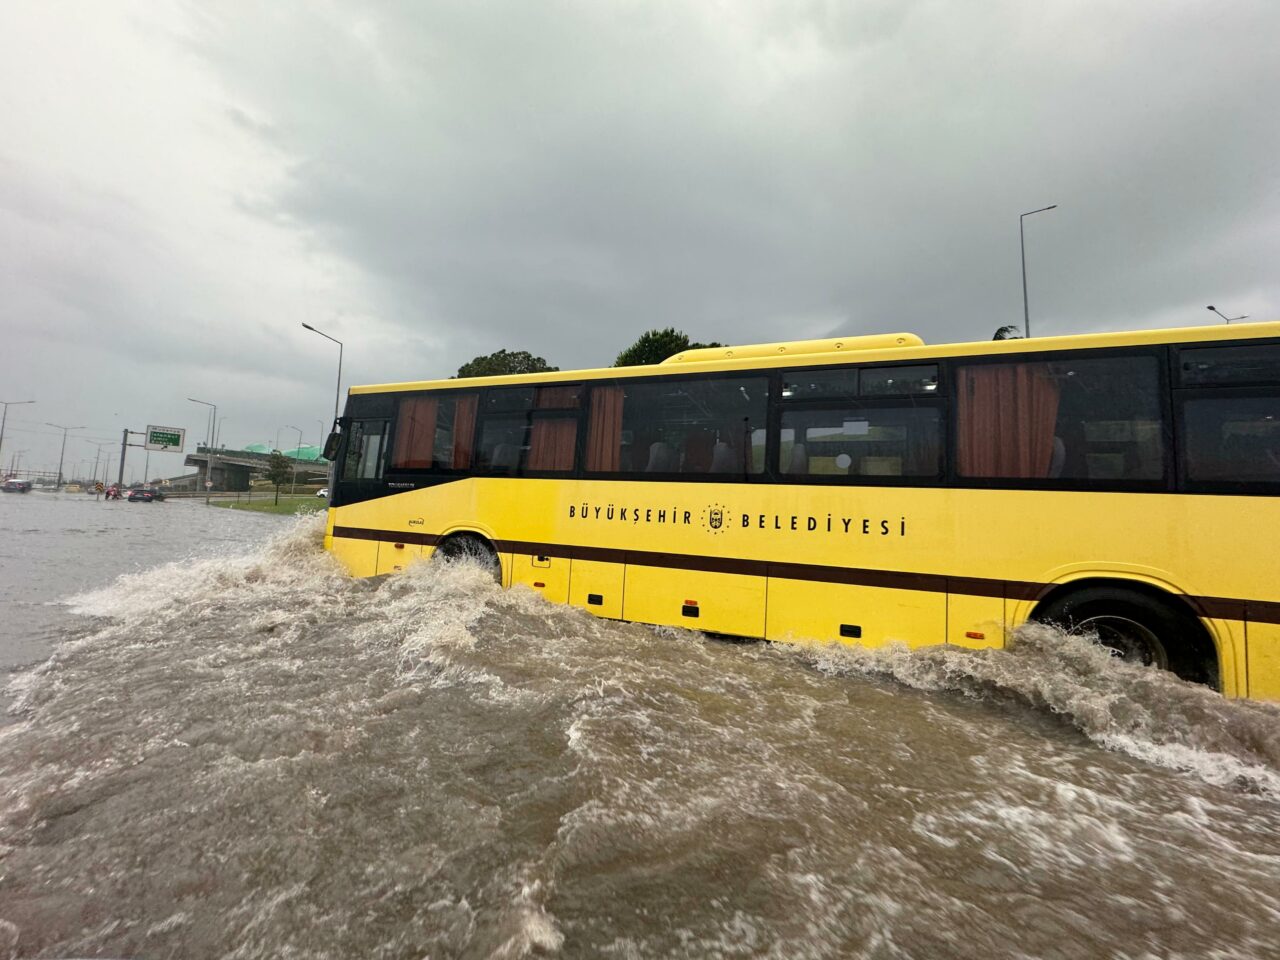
[786, 622, 1280, 798]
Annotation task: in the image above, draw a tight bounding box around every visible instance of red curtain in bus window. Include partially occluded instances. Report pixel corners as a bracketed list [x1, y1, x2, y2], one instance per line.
[392, 396, 438, 469]
[957, 363, 1061, 477]
[586, 385, 624, 472]
[451, 393, 478, 469]
[527, 417, 577, 471]
[535, 385, 580, 409]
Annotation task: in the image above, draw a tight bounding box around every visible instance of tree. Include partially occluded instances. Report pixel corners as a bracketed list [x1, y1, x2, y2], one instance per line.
[613, 328, 723, 367]
[264, 451, 294, 505]
[993, 325, 1023, 340]
[455, 349, 558, 379]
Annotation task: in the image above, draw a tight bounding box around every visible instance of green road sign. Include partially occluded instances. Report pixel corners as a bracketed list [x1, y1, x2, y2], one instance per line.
[145, 425, 186, 452]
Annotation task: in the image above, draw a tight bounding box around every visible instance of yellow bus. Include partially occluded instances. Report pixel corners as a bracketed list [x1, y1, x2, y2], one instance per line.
[322, 322, 1280, 700]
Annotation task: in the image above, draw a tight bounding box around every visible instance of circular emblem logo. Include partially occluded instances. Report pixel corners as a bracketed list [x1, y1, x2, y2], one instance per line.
[700, 503, 730, 535]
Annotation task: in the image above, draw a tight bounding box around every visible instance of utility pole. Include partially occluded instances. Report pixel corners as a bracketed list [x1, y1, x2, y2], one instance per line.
[0, 400, 35, 469]
[117, 428, 145, 489]
[47, 423, 85, 490]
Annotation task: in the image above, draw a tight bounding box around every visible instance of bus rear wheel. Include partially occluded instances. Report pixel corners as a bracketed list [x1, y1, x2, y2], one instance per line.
[434, 534, 501, 582]
[1034, 586, 1217, 687]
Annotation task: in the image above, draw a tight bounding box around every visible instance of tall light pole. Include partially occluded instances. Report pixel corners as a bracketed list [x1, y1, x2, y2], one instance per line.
[301, 323, 344, 423]
[46, 422, 85, 490]
[216, 415, 230, 451]
[1020, 204, 1058, 338]
[188, 397, 216, 496]
[0, 400, 35, 469]
[287, 424, 303, 493]
[1207, 305, 1248, 324]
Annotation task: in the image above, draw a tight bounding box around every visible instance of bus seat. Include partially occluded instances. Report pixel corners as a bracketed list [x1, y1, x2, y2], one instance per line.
[682, 430, 714, 472]
[786, 444, 808, 475]
[1048, 436, 1066, 478]
[646, 441, 678, 472]
[491, 443, 519, 470]
[709, 441, 738, 473]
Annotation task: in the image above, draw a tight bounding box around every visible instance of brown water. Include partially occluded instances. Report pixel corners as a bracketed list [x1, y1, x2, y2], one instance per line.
[1, 495, 1279, 958]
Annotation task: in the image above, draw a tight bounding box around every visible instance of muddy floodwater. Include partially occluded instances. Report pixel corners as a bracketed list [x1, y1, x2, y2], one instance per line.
[1, 492, 1279, 959]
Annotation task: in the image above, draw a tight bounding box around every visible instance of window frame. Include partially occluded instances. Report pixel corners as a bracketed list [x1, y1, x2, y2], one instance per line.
[384, 388, 481, 478]
[1173, 383, 1280, 495]
[944, 344, 1174, 494]
[774, 396, 947, 486]
[582, 369, 773, 483]
[472, 384, 585, 478]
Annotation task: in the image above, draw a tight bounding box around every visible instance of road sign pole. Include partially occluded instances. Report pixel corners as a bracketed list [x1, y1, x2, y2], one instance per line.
[118, 428, 128, 489]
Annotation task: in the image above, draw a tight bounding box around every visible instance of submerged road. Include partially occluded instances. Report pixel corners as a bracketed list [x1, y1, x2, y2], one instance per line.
[1, 493, 1278, 958]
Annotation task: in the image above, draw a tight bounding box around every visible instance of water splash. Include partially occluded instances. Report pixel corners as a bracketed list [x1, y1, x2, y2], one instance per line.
[2, 515, 1280, 958]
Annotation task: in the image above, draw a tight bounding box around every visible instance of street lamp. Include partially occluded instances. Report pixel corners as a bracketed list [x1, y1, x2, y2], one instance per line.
[1020, 204, 1058, 338]
[0, 400, 35, 468]
[46, 422, 85, 490]
[1207, 305, 1248, 324]
[188, 397, 217, 495]
[301, 323, 344, 423]
[287, 425, 303, 493]
[216, 416, 231, 451]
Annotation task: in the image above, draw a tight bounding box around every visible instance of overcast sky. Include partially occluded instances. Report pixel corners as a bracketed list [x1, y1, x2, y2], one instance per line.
[2, 0, 1277, 481]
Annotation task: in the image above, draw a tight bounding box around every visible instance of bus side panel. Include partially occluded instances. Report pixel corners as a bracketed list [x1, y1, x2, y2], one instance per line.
[624, 565, 765, 637]
[330, 535, 380, 578]
[946, 593, 1006, 649]
[1247, 620, 1280, 700]
[376, 540, 421, 576]
[510, 552, 570, 604]
[569, 559, 625, 619]
[765, 578, 945, 649]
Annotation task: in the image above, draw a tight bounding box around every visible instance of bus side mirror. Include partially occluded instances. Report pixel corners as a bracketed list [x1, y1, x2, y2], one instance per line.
[322, 431, 342, 461]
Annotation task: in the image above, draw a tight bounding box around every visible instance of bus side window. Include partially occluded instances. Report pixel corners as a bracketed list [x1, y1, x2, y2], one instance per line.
[586, 377, 767, 477]
[780, 406, 941, 478]
[1181, 395, 1280, 485]
[956, 355, 1164, 483]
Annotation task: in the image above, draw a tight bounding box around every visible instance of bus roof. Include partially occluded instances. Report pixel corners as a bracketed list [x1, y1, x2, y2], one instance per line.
[349, 320, 1280, 396]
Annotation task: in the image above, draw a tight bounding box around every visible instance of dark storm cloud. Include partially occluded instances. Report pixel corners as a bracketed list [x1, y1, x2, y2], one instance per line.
[189, 0, 1279, 372]
[2, 0, 1277, 473]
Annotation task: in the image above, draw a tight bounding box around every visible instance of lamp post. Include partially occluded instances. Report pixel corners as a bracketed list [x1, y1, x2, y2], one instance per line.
[188, 397, 216, 498]
[301, 323, 344, 423]
[0, 400, 35, 469]
[1020, 204, 1058, 338]
[216, 416, 230, 451]
[1207, 305, 1248, 324]
[46, 422, 85, 490]
[286, 425, 303, 493]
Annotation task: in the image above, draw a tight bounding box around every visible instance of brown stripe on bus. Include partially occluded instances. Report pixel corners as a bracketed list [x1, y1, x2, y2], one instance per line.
[328, 525, 1275, 622]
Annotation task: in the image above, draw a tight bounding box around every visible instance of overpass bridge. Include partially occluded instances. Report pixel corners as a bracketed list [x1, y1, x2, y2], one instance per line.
[183, 446, 330, 492]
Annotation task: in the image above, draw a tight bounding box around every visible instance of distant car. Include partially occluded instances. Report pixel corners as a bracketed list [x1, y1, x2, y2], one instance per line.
[316, 487, 329, 499]
[1, 479, 32, 493]
[127, 489, 156, 502]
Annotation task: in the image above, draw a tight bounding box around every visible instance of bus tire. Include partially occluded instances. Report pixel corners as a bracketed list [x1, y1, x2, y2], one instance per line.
[1033, 585, 1217, 688]
[434, 534, 501, 582]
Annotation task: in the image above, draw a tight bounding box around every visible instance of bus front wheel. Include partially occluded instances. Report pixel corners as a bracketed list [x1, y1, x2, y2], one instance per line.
[434, 534, 501, 583]
[1033, 586, 1217, 688]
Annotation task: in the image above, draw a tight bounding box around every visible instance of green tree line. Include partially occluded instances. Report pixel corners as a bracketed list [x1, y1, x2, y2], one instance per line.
[454, 327, 723, 378]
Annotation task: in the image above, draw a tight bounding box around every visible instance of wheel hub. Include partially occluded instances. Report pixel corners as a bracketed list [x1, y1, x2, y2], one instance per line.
[1075, 614, 1169, 670]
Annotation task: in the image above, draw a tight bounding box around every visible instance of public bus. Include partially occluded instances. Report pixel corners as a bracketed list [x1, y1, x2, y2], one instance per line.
[322, 322, 1280, 700]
